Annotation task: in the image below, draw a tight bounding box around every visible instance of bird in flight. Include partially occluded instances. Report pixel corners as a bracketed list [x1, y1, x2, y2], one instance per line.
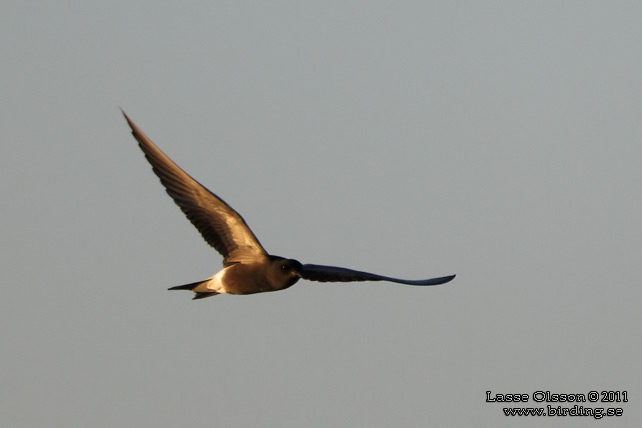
[122, 110, 455, 299]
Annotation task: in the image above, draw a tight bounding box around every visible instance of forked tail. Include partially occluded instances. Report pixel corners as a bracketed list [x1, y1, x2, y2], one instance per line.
[168, 280, 218, 300]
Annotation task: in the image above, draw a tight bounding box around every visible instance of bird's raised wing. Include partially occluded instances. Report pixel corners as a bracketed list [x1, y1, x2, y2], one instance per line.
[122, 110, 267, 264]
[300, 264, 455, 286]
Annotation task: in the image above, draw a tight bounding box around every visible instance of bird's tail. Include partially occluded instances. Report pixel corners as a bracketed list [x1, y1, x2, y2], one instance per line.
[168, 280, 218, 300]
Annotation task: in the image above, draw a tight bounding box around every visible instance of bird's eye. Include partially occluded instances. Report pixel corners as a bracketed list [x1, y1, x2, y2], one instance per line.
[281, 264, 288, 270]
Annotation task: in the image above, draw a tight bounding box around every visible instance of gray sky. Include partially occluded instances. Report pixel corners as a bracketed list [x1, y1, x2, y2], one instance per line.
[1, 1, 640, 427]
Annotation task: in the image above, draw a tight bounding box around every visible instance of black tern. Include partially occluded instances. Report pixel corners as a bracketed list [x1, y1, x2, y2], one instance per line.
[123, 111, 455, 299]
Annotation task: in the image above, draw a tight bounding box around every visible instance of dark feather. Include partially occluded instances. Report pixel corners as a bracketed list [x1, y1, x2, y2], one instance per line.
[122, 110, 267, 265]
[301, 264, 455, 286]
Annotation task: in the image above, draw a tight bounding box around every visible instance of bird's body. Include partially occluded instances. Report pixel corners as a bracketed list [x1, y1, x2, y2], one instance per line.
[122, 110, 454, 299]
[180, 256, 302, 298]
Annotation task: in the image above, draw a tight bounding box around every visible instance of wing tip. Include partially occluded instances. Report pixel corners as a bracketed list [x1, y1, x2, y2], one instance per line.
[120, 108, 138, 132]
[434, 274, 456, 285]
[411, 273, 455, 286]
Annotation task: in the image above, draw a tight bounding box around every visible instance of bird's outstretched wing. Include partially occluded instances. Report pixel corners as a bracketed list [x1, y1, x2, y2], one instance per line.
[122, 110, 267, 264]
[300, 264, 455, 286]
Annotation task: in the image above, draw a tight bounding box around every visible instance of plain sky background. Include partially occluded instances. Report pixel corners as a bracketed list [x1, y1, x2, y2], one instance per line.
[1, 1, 640, 427]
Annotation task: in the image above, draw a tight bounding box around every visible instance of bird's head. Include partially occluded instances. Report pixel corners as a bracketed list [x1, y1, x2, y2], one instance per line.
[268, 256, 303, 290]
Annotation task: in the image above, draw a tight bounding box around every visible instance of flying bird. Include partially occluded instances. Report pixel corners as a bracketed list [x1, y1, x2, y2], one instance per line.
[122, 111, 455, 299]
